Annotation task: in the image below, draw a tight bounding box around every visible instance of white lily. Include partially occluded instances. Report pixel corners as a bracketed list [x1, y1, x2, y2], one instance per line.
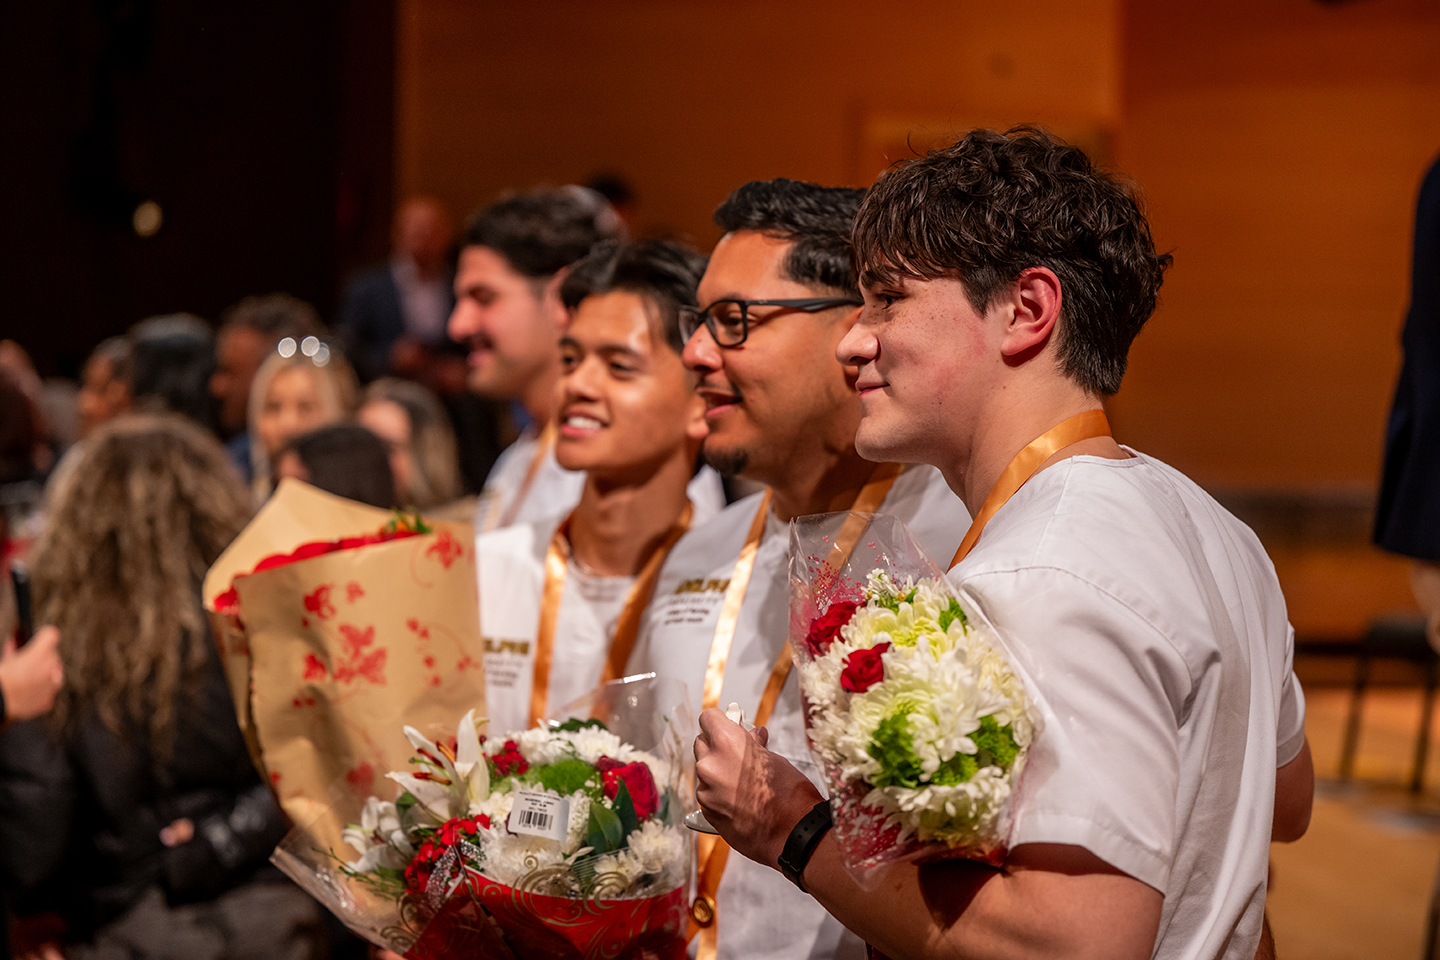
[387, 709, 491, 824]
[343, 797, 414, 872]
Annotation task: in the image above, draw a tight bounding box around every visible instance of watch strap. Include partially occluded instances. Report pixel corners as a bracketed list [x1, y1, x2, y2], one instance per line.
[777, 798, 833, 891]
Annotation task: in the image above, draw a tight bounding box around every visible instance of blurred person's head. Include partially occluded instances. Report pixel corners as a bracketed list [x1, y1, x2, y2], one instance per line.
[275, 424, 397, 509]
[78, 337, 135, 437]
[448, 186, 624, 414]
[843, 127, 1171, 464]
[358, 378, 462, 510]
[555, 238, 708, 483]
[248, 341, 359, 498]
[682, 179, 866, 485]
[212, 294, 324, 435]
[30, 413, 251, 752]
[394, 196, 456, 277]
[130, 314, 216, 430]
[585, 173, 637, 235]
[0, 373, 41, 485]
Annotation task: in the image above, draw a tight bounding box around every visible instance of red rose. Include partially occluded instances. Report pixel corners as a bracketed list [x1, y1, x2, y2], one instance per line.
[805, 600, 860, 655]
[840, 642, 891, 693]
[490, 740, 529, 777]
[405, 837, 443, 893]
[599, 760, 659, 821]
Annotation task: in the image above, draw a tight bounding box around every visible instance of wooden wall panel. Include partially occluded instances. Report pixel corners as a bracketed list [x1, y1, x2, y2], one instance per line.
[1114, 0, 1440, 492]
[394, 0, 1118, 246]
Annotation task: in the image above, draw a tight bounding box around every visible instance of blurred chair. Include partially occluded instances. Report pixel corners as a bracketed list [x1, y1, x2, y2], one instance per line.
[1338, 613, 1437, 793]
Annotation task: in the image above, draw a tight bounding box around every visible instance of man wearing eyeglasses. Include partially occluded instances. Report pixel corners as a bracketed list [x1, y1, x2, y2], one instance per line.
[627, 179, 970, 960]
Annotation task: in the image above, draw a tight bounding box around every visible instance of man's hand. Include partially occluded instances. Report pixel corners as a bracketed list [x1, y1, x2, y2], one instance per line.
[0, 626, 64, 723]
[694, 707, 823, 869]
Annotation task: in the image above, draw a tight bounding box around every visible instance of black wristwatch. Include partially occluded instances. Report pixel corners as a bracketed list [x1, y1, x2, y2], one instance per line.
[777, 798, 833, 892]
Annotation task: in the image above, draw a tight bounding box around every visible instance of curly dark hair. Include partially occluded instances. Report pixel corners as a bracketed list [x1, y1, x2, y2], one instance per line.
[463, 185, 625, 279]
[713, 179, 867, 298]
[559, 238, 707, 353]
[853, 126, 1172, 396]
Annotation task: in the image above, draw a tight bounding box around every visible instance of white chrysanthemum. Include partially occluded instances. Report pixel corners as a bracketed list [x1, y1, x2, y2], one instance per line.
[624, 819, 686, 886]
[797, 574, 1040, 851]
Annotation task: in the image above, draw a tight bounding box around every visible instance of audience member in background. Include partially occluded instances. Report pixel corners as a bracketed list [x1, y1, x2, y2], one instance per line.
[0, 509, 64, 729]
[274, 424, 398, 510]
[448, 186, 626, 531]
[0, 342, 70, 476]
[0, 373, 49, 559]
[129, 314, 217, 431]
[476, 238, 709, 732]
[1376, 152, 1440, 654]
[358, 378, 465, 515]
[338, 196, 457, 381]
[585, 173, 638, 237]
[0, 413, 322, 960]
[77, 337, 135, 438]
[211, 294, 326, 482]
[247, 342, 359, 500]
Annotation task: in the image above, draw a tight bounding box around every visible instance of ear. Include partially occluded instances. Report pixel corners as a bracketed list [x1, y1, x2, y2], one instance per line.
[1000, 266, 1062, 361]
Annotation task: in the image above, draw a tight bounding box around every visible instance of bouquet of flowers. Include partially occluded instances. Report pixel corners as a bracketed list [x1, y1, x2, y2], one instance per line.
[788, 512, 1039, 878]
[274, 675, 693, 959]
[202, 478, 485, 859]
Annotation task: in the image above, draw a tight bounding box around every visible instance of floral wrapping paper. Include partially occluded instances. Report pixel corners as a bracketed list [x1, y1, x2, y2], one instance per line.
[203, 479, 486, 858]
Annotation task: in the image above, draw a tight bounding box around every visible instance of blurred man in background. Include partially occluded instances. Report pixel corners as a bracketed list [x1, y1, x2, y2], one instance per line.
[210, 294, 325, 481]
[448, 186, 626, 530]
[338, 196, 457, 381]
[76, 338, 134, 438]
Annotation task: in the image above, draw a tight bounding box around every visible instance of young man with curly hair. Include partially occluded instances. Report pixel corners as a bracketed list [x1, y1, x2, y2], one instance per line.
[693, 129, 1312, 960]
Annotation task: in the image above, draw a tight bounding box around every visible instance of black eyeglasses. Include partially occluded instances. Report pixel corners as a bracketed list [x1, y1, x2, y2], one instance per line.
[678, 297, 863, 348]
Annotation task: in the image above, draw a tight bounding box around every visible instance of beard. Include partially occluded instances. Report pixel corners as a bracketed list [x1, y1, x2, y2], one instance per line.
[701, 443, 748, 478]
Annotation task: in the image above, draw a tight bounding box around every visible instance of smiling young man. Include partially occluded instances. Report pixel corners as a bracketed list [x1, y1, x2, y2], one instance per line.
[627, 179, 971, 960]
[475, 239, 714, 733]
[691, 129, 1313, 960]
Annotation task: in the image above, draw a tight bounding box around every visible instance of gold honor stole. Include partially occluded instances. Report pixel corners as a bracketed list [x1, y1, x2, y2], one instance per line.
[949, 409, 1111, 569]
[527, 501, 695, 727]
[482, 419, 559, 534]
[689, 461, 904, 959]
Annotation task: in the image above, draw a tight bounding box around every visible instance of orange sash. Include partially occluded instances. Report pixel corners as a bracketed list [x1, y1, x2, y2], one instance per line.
[689, 462, 903, 959]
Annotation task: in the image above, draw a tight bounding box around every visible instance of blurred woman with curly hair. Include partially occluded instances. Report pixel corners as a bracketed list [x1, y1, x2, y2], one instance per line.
[0, 413, 324, 960]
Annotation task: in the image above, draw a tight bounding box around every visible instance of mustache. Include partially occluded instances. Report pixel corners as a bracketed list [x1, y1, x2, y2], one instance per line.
[461, 331, 494, 352]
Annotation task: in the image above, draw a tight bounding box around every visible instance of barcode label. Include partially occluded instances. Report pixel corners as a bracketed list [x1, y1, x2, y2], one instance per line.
[507, 790, 570, 842]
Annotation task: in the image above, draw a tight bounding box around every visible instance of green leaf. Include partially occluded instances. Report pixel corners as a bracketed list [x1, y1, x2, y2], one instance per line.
[395, 791, 418, 819]
[586, 801, 625, 854]
[555, 717, 608, 733]
[613, 779, 640, 839]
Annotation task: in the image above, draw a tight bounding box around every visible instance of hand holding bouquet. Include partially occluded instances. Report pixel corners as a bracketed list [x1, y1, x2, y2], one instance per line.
[789, 513, 1039, 877]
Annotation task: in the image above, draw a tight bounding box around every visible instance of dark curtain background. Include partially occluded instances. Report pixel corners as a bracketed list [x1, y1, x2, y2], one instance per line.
[0, 0, 395, 376]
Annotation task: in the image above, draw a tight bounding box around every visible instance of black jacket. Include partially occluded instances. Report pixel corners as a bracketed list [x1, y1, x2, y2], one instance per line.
[0, 633, 287, 939]
[1376, 152, 1440, 560]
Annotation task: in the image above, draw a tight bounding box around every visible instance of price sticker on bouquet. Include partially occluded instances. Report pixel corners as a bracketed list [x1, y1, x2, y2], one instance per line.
[507, 790, 570, 842]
